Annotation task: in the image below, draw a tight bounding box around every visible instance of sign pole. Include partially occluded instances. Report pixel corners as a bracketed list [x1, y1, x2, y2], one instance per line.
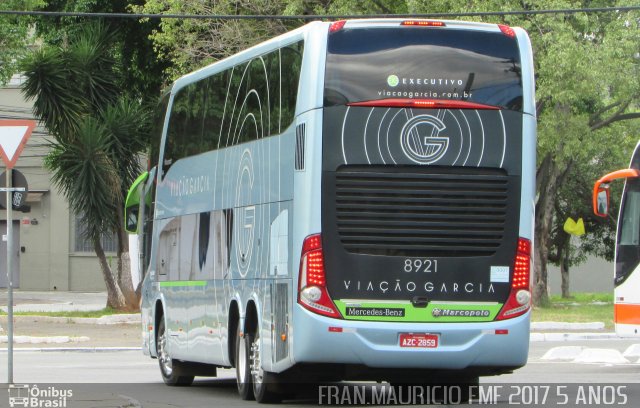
[0, 119, 35, 384]
[5, 168, 13, 384]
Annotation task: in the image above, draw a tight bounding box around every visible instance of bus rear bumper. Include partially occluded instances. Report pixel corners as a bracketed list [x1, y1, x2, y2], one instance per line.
[292, 308, 530, 371]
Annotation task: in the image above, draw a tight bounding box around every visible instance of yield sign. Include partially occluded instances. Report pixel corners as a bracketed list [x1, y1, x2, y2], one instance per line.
[0, 120, 36, 169]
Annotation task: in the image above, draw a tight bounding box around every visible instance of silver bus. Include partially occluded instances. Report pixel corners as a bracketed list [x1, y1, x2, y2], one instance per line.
[127, 18, 536, 403]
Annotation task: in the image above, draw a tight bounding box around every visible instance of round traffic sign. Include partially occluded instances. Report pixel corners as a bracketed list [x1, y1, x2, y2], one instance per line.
[0, 169, 29, 210]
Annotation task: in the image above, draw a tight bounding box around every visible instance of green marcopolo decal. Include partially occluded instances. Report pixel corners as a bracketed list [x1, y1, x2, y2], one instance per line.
[334, 300, 502, 322]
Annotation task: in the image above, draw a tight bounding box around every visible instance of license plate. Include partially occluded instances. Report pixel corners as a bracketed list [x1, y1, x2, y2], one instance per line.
[399, 333, 439, 348]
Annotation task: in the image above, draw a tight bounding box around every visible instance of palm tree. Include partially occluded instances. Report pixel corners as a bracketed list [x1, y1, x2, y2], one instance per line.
[21, 23, 149, 310]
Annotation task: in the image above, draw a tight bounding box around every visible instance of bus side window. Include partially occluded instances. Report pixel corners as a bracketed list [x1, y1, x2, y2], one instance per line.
[620, 188, 640, 245]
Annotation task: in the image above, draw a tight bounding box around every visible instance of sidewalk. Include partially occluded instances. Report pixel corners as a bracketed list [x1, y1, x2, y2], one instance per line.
[0, 290, 141, 349]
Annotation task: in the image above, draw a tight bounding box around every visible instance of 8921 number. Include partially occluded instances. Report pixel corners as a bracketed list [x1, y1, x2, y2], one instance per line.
[404, 259, 438, 273]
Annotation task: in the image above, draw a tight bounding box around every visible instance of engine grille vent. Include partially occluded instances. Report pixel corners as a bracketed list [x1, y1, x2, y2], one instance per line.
[333, 166, 511, 257]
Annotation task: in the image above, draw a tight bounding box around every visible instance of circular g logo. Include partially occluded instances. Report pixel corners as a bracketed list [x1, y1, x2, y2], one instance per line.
[235, 149, 255, 277]
[387, 74, 400, 87]
[400, 115, 449, 164]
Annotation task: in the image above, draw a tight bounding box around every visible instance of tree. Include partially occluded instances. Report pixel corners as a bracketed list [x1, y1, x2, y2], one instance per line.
[548, 135, 634, 298]
[406, 0, 640, 305]
[135, 0, 640, 306]
[34, 0, 169, 99]
[21, 23, 151, 310]
[135, 0, 410, 79]
[0, 0, 44, 84]
[133, 0, 295, 80]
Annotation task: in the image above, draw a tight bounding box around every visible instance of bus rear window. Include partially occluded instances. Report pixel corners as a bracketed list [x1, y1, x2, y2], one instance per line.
[324, 27, 523, 111]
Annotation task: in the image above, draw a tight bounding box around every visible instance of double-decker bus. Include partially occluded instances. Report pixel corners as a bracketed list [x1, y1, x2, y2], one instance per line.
[593, 141, 640, 337]
[127, 19, 536, 402]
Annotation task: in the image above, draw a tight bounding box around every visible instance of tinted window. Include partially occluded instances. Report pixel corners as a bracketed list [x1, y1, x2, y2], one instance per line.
[324, 27, 522, 111]
[162, 41, 304, 176]
[150, 93, 169, 170]
[620, 183, 640, 245]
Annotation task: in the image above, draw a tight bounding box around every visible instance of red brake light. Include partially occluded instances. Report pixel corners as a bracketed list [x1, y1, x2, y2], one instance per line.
[497, 238, 532, 320]
[513, 238, 531, 290]
[305, 250, 325, 286]
[499, 24, 516, 38]
[302, 234, 322, 253]
[348, 99, 499, 110]
[401, 20, 446, 27]
[329, 20, 347, 33]
[298, 234, 342, 319]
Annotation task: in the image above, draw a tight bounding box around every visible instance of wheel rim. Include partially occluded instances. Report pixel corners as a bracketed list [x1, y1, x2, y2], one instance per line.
[158, 324, 173, 376]
[250, 334, 263, 386]
[237, 335, 248, 383]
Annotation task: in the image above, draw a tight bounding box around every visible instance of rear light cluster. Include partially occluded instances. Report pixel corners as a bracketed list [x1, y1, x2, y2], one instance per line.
[298, 234, 342, 318]
[497, 238, 532, 320]
[329, 20, 346, 33]
[498, 24, 516, 38]
[512, 239, 531, 289]
[401, 20, 445, 27]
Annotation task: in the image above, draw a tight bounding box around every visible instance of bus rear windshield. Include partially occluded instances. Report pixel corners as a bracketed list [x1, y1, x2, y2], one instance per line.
[324, 27, 523, 111]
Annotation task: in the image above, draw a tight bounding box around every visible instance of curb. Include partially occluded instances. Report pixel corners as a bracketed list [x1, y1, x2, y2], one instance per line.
[1, 314, 141, 325]
[0, 347, 141, 352]
[531, 322, 605, 331]
[530, 332, 619, 342]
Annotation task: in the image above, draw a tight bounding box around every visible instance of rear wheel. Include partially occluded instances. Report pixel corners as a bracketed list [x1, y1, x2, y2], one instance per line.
[236, 324, 255, 400]
[251, 327, 283, 403]
[157, 318, 194, 386]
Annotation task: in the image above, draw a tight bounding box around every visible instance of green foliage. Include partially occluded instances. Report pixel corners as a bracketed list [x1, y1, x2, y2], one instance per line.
[549, 292, 613, 304]
[132, 0, 295, 80]
[24, 22, 151, 247]
[532, 302, 613, 329]
[101, 98, 150, 197]
[405, 0, 640, 296]
[21, 47, 86, 139]
[45, 117, 120, 242]
[533, 293, 614, 330]
[0, 0, 45, 84]
[35, 0, 169, 100]
[284, 0, 409, 15]
[21, 23, 120, 140]
[0, 307, 131, 318]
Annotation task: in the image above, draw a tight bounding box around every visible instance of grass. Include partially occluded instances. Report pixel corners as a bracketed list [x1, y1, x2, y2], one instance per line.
[532, 292, 614, 330]
[0, 307, 134, 318]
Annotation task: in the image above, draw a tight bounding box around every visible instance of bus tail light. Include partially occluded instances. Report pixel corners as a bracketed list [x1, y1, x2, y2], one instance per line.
[499, 24, 516, 38]
[298, 234, 342, 318]
[497, 238, 531, 320]
[401, 20, 446, 27]
[329, 20, 347, 33]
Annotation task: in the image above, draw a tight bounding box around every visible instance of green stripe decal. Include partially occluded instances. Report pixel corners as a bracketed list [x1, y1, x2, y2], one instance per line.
[334, 300, 502, 322]
[159, 280, 207, 287]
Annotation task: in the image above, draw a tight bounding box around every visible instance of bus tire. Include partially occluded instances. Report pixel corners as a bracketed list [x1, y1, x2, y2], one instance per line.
[236, 324, 255, 400]
[156, 318, 194, 386]
[251, 327, 283, 403]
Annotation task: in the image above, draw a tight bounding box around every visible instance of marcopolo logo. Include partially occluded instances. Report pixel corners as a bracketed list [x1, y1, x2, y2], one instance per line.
[387, 74, 400, 87]
[432, 308, 491, 318]
[8, 384, 72, 408]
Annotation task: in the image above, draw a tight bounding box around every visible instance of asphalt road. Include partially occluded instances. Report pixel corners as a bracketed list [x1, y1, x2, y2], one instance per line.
[0, 340, 639, 407]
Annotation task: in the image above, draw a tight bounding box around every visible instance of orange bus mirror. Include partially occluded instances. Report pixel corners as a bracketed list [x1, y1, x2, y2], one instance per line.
[595, 186, 610, 217]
